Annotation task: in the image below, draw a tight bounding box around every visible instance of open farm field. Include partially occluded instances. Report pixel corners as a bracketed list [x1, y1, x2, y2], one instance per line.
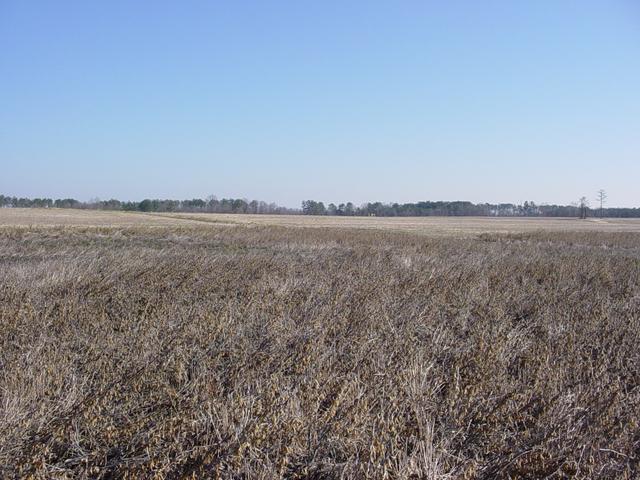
[0, 208, 234, 228]
[1, 211, 639, 478]
[159, 212, 640, 236]
[3, 208, 640, 235]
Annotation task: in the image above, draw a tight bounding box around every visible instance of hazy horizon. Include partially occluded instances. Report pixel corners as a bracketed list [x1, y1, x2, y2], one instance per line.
[1, 191, 637, 211]
[2, 1, 639, 208]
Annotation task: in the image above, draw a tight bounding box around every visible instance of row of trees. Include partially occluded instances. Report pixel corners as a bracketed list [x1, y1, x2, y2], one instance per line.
[302, 195, 640, 218]
[0, 195, 295, 215]
[3, 190, 637, 217]
[0, 196, 82, 209]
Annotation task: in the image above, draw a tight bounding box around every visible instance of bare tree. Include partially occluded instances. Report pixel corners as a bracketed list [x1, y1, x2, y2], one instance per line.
[578, 196, 589, 219]
[596, 189, 607, 218]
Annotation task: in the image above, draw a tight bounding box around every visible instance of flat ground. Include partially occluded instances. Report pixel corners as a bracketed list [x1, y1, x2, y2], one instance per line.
[2, 208, 640, 235]
[1, 208, 639, 478]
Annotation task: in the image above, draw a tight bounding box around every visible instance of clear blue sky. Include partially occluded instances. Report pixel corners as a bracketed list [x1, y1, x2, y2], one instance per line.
[2, 1, 639, 207]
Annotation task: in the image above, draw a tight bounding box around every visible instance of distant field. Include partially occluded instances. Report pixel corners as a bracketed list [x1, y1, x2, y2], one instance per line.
[157, 211, 640, 235]
[0, 208, 207, 227]
[3, 208, 640, 235]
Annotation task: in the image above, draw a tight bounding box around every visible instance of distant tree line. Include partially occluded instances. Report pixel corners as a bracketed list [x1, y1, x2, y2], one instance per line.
[302, 199, 640, 218]
[3, 194, 639, 217]
[0, 195, 295, 214]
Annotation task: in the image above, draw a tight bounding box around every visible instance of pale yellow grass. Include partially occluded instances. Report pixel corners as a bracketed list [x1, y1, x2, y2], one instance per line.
[2, 208, 640, 235]
[0, 208, 232, 227]
[168, 212, 640, 235]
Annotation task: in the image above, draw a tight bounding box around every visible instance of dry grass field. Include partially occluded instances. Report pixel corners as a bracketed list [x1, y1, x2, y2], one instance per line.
[3, 208, 640, 235]
[1, 209, 640, 478]
[152, 212, 640, 236]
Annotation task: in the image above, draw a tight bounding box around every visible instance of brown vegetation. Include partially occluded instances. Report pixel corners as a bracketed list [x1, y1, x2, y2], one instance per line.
[4, 208, 640, 236]
[1, 222, 639, 478]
